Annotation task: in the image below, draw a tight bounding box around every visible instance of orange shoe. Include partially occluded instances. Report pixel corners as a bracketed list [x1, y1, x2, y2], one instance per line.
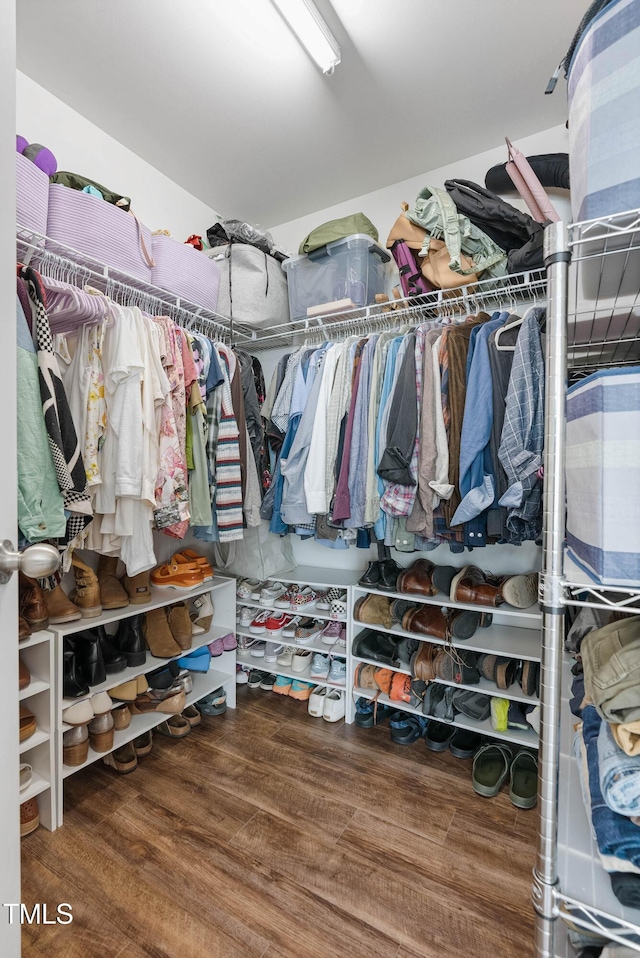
[175, 549, 214, 581]
[288, 680, 314, 701]
[150, 558, 204, 591]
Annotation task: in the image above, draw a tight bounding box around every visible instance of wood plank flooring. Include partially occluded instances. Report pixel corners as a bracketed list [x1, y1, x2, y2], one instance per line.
[21, 688, 537, 957]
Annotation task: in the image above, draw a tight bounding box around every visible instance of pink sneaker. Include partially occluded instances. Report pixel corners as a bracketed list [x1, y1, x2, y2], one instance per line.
[320, 620, 343, 646]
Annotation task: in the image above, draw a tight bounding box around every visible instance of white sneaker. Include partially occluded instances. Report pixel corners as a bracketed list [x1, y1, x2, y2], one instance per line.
[249, 642, 266, 658]
[236, 667, 249, 685]
[310, 653, 330, 679]
[238, 607, 254, 629]
[316, 588, 346, 611]
[250, 580, 267, 600]
[259, 581, 286, 606]
[236, 578, 261, 600]
[330, 639, 347, 655]
[264, 642, 284, 664]
[323, 689, 346, 722]
[291, 648, 312, 673]
[308, 686, 327, 717]
[276, 646, 295, 667]
[328, 659, 346, 685]
[236, 635, 257, 658]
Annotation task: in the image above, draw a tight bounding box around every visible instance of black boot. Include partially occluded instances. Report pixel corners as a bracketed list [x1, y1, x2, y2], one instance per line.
[378, 558, 403, 592]
[63, 644, 90, 698]
[358, 561, 382, 587]
[67, 631, 107, 687]
[115, 614, 148, 667]
[92, 626, 126, 674]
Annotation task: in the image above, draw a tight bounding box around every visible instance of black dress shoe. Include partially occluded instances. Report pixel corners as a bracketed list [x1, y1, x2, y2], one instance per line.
[352, 629, 399, 666]
[67, 631, 106, 687]
[358, 561, 382, 587]
[377, 558, 402, 592]
[115, 614, 147, 667]
[63, 646, 90, 698]
[92, 626, 127, 675]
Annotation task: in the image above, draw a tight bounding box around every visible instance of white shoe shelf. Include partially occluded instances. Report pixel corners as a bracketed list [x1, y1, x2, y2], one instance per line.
[50, 574, 237, 828]
[235, 567, 358, 712]
[348, 582, 542, 744]
[19, 629, 56, 831]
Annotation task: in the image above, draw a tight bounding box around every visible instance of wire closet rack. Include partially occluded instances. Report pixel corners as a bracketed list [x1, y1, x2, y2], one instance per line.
[535, 210, 640, 958]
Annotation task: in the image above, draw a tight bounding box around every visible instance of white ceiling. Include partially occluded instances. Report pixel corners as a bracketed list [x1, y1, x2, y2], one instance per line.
[17, 0, 586, 227]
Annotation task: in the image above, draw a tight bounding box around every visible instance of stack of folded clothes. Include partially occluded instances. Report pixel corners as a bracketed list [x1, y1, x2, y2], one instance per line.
[572, 614, 640, 907]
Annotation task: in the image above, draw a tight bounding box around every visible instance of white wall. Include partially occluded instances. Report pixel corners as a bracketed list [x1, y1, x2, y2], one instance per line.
[16, 71, 220, 241]
[270, 124, 570, 256]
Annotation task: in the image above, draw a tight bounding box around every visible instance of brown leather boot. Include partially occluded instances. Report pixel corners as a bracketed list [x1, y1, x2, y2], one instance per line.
[450, 566, 504, 607]
[44, 584, 82, 625]
[166, 602, 193, 651]
[122, 571, 152, 605]
[402, 605, 448, 639]
[19, 573, 48, 630]
[144, 607, 182, 657]
[397, 559, 437, 597]
[97, 555, 129, 610]
[71, 555, 102, 618]
[19, 616, 31, 641]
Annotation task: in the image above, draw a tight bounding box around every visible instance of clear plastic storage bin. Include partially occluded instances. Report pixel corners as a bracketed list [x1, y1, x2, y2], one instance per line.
[283, 233, 391, 321]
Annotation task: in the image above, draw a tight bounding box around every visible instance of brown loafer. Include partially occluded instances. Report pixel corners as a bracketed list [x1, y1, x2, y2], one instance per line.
[133, 731, 153, 757]
[19, 659, 30, 691]
[182, 705, 202, 728]
[19, 616, 31, 642]
[396, 559, 437, 597]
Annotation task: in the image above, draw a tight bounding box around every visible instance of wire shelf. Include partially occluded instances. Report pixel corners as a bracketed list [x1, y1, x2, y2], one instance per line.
[562, 553, 640, 613]
[567, 210, 640, 372]
[241, 267, 548, 352]
[16, 225, 254, 343]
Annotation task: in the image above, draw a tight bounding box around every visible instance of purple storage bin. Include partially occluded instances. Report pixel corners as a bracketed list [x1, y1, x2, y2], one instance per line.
[151, 234, 220, 311]
[16, 152, 49, 240]
[47, 183, 154, 282]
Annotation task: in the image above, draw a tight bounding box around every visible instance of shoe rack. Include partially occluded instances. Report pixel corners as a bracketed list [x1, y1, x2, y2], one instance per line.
[236, 566, 359, 700]
[349, 581, 542, 748]
[19, 628, 56, 830]
[52, 575, 237, 827]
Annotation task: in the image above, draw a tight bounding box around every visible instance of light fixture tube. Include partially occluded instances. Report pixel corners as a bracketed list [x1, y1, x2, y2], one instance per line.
[270, 0, 341, 74]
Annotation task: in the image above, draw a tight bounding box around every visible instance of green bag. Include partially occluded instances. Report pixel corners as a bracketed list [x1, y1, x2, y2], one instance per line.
[298, 213, 378, 254]
[406, 186, 507, 280]
[49, 172, 131, 211]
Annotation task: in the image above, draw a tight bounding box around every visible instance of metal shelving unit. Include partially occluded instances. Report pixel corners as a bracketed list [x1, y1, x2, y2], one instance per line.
[535, 211, 640, 957]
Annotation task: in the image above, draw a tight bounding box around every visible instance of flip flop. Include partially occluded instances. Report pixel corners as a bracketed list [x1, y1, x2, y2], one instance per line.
[509, 750, 538, 809]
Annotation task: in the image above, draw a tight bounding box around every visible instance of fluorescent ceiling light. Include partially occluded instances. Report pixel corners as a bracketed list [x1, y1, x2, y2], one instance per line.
[270, 0, 341, 74]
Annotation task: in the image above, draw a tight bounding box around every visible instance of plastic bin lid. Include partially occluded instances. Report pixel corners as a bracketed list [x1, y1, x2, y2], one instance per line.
[283, 233, 391, 270]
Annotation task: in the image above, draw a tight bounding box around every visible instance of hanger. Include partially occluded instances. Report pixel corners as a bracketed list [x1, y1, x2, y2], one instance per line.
[493, 304, 540, 351]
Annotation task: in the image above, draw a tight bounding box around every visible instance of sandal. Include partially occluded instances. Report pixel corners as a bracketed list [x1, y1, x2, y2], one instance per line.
[390, 714, 428, 745]
[509, 750, 538, 809]
[157, 714, 191, 738]
[196, 689, 227, 716]
[472, 743, 514, 797]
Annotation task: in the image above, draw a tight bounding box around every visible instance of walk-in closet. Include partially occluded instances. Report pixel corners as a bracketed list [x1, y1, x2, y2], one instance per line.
[3, 2, 640, 956]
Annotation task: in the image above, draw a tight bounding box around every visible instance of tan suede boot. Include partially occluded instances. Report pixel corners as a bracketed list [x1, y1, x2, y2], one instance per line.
[353, 593, 392, 629]
[71, 555, 102, 618]
[166, 602, 193, 651]
[122, 571, 152, 605]
[97, 555, 129, 610]
[144, 607, 182, 657]
[44, 584, 82, 625]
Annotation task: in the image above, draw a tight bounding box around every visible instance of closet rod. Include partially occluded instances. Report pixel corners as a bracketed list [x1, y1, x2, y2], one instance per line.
[245, 267, 549, 352]
[16, 226, 251, 344]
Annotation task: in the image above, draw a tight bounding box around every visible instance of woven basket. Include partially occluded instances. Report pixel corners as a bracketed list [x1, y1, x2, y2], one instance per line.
[16, 153, 49, 240]
[47, 184, 153, 282]
[151, 234, 220, 311]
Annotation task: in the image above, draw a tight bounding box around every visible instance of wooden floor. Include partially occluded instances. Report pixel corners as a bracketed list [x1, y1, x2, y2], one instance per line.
[22, 688, 537, 958]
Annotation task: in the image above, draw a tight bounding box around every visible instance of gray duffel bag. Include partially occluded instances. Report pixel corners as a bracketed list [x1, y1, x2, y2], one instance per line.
[209, 243, 290, 329]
